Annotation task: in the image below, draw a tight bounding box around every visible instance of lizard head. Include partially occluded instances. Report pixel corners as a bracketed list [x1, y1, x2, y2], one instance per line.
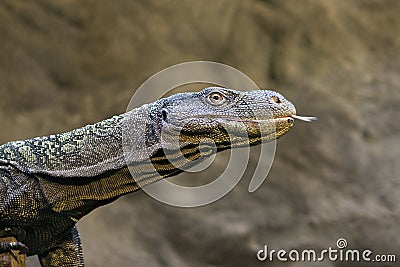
[152, 87, 301, 152]
[124, 86, 316, 180]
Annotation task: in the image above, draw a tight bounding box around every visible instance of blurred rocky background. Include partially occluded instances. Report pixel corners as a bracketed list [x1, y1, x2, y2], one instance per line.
[1, 0, 399, 266]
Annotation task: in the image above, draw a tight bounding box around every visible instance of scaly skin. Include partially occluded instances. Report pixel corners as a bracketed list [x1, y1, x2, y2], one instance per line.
[0, 87, 298, 266]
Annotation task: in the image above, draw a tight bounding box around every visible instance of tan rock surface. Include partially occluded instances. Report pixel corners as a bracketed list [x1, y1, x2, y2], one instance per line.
[0, 1, 399, 266]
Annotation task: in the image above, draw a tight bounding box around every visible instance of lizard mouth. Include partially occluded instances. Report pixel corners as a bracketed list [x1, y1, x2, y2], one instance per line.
[223, 114, 316, 142]
[232, 114, 317, 123]
[163, 114, 316, 143]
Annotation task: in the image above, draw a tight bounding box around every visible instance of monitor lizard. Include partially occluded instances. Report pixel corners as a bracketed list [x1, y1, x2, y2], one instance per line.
[0, 87, 315, 266]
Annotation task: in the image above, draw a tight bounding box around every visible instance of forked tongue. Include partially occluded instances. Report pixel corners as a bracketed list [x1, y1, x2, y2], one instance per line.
[291, 114, 317, 122]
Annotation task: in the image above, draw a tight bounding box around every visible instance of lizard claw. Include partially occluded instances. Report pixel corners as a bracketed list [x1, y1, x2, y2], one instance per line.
[0, 241, 29, 255]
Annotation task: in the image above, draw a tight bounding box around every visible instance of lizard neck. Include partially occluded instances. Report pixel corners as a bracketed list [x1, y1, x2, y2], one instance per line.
[0, 103, 185, 220]
[0, 105, 158, 178]
[1, 99, 209, 221]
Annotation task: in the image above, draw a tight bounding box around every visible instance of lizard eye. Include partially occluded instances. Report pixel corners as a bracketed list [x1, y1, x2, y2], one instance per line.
[206, 92, 227, 106]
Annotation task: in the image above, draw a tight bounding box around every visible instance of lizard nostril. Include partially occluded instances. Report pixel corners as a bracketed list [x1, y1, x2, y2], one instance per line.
[287, 118, 294, 124]
[271, 96, 281, 104]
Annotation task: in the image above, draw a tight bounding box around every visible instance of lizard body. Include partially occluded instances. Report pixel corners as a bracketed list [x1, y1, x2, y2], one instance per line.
[0, 87, 301, 266]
